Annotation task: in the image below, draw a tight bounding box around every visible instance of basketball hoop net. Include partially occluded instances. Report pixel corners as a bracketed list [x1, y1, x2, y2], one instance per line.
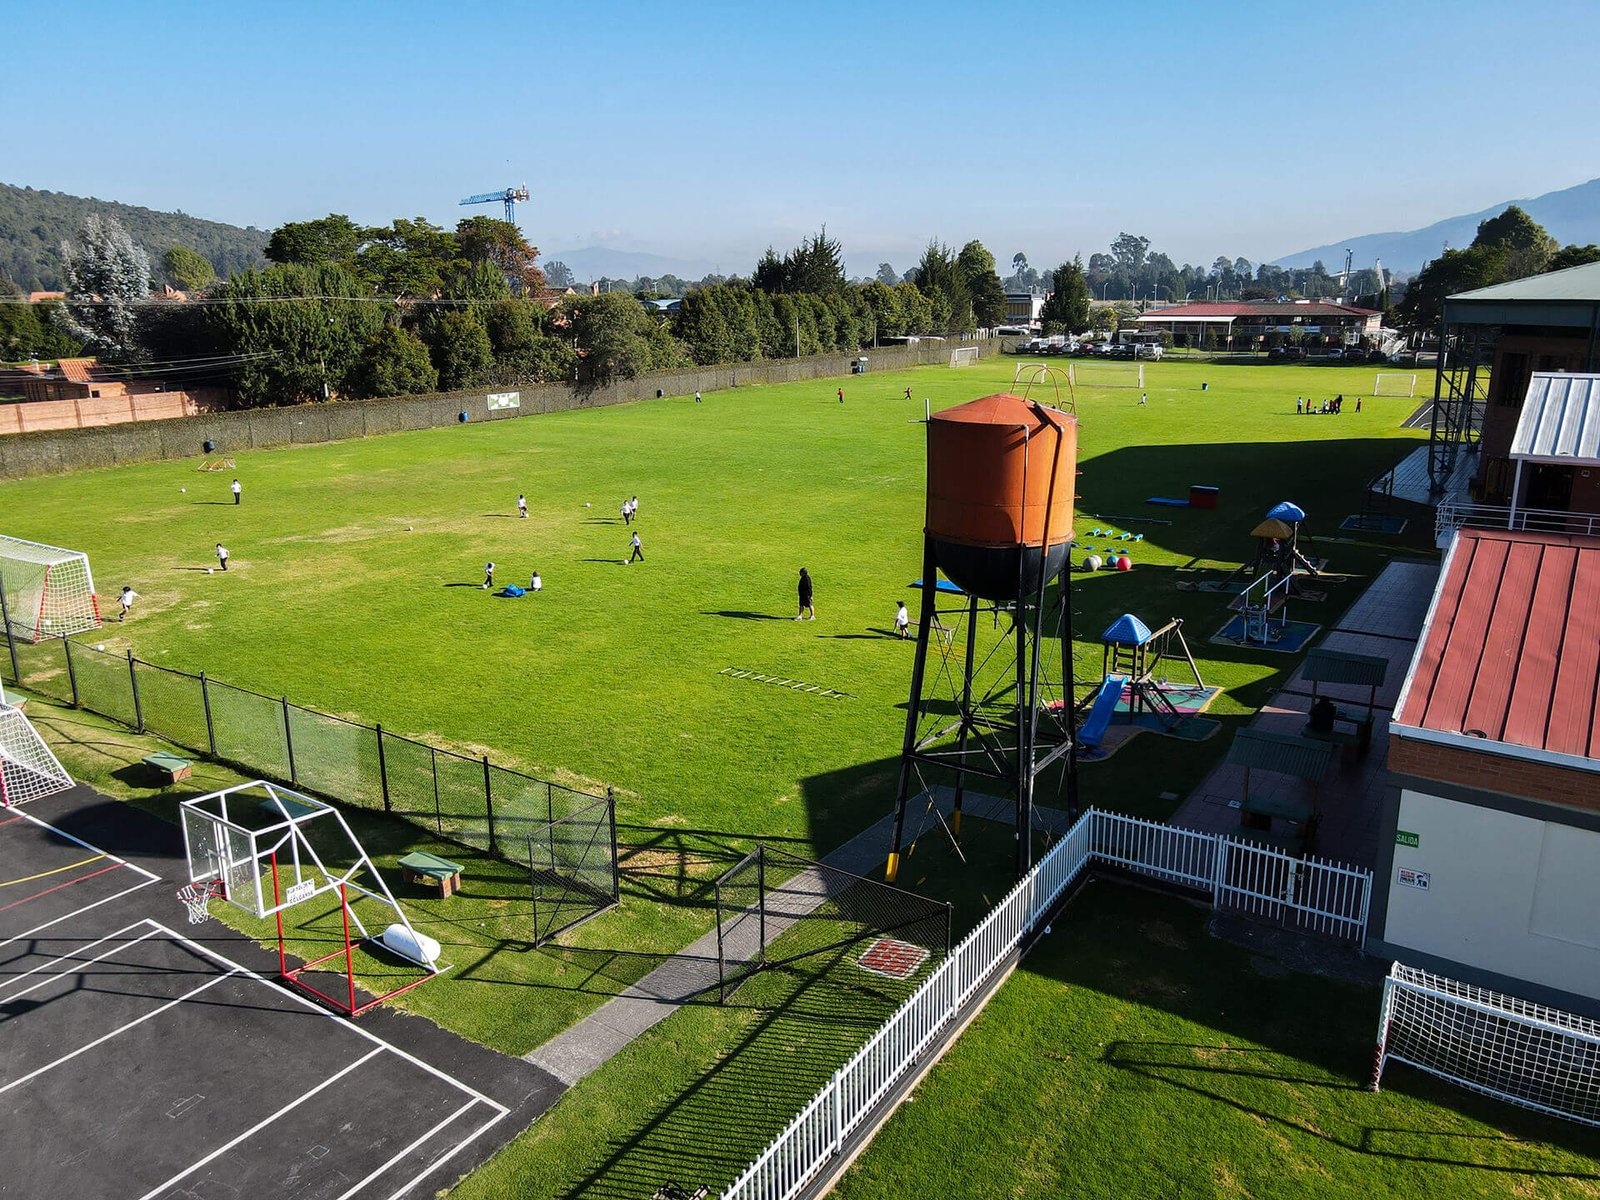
[177, 879, 224, 924]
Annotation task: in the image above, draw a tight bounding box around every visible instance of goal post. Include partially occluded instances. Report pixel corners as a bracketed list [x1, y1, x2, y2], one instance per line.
[0, 535, 101, 643]
[949, 346, 979, 367]
[0, 703, 74, 807]
[1373, 961, 1600, 1127]
[1373, 373, 1418, 398]
[1068, 361, 1144, 390]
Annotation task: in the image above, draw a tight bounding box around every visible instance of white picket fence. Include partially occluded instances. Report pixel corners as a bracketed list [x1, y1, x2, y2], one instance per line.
[721, 808, 1371, 1200]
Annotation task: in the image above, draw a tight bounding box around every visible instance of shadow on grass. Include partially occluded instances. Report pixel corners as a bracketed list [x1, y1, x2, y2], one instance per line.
[700, 610, 786, 621]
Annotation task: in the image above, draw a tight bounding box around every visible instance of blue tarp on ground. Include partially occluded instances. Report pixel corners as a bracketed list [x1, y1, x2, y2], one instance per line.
[909, 579, 966, 594]
[1147, 497, 1189, 507]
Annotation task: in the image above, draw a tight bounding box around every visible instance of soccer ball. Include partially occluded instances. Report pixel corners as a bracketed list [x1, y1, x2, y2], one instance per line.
[406, 526, 413, 531]
[96, 644, 105, 652]
[180, 487, 186, 493]
[584, 502, 591, 508]
[207, 568, 214, 575]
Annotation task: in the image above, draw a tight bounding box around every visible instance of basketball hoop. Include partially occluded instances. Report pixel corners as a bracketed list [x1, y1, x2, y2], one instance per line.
[177, 879, 224, 924]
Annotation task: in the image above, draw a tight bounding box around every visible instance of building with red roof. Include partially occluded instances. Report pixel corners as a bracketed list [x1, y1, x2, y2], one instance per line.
[1368, 526, 1600, 1011]
[1132, 300, 1381, 351]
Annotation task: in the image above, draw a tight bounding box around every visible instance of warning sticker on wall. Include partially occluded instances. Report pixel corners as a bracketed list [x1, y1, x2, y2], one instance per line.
[1397, 867, 1431, 891]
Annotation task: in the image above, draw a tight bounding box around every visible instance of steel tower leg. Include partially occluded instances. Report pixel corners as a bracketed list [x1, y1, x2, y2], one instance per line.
[887, 538, 938, 883]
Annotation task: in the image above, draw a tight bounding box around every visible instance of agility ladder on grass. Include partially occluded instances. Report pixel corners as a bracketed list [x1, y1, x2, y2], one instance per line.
[719, 667, 853, 700]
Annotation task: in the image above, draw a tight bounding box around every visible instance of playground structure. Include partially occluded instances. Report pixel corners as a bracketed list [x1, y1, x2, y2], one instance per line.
[180, 780, 444, 1016]
[889, 391, 1080, 881]
[1076, 614, 1210, 754]
[1207, 501, 1324, 647]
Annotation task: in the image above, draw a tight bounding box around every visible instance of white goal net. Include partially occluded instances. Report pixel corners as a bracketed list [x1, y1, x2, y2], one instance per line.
[949, 347, 979, 367]
[0, 704, 74, 807]
[1373, 961, 1600, 1127]
[0, 535, 101, 643]
[1373, 373, 1418, 398]
[1069, 361, 1144, 390]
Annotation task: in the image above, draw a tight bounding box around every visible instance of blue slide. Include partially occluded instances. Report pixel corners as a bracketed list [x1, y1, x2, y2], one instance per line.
[1078, 675, 1128, 750]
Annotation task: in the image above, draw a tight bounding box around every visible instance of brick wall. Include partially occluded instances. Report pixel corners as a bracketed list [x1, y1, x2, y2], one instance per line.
[0, 338, 986, 478]
[0, 389, 228, 434]
[1389, 734, 1600, 814]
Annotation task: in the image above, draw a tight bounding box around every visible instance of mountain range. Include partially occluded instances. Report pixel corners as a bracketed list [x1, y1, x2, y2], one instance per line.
[1272, 176, 1600, 275]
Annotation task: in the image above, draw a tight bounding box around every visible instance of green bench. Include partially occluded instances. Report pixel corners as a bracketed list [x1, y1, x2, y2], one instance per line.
[141, 752, 193, 784]
[398, 851, 465, 896]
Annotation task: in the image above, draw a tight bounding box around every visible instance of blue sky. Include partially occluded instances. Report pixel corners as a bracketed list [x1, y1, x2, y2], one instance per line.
[10, 0, 1598, 277]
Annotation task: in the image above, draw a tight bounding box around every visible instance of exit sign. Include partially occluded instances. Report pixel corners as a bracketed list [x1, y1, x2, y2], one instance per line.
[1395, 830, 1420, 848]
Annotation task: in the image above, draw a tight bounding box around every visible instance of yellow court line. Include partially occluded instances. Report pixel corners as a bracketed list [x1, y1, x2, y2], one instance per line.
[0, 854, 108, 887]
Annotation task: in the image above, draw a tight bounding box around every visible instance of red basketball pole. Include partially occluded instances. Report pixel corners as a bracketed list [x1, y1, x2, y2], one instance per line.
[271, 852, 286, 976]
[340, 884, 355, 1014]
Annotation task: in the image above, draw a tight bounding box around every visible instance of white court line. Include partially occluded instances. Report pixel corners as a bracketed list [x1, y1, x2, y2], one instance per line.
[379, 1106, 506, 1200]
[135, 1046, 386, 1200]
[7, 807, 162, 881]
[0, 968, 241, 1097]
[0, 875, 160, 952]
[150, 920, 510, 1115]
[338, 1099, 480, 1200]
[0, 923, 161, 1003]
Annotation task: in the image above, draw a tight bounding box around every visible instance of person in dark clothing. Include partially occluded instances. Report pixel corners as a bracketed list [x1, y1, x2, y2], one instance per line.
[1309, 696, 1337, 733]
[795, 567, 815, 620]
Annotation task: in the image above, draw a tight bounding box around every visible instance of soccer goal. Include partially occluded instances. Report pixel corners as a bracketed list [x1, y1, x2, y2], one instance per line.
[1372, 961, 1600, 1127]
[0, 535, 101, 643]
[0, 703, 74, 807]
[181, 780, 445, 1015]
[1373, 373, 1418, 398]
[949, 346, 979, 367]
[1069, 361, 1144, 390]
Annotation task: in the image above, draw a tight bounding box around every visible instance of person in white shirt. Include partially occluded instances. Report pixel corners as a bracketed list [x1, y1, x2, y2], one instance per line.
[628, 532, 643, 564]
[621, 500, 632, 526]
[215, 544, 229, 571]
[231, 478, 242, 505]
[482, 561, 495, 590]
[517, 494, 528, 519]
[894, 600, 910, 638]
[118, 586, 138, 622]
[529, 570, 542, 592]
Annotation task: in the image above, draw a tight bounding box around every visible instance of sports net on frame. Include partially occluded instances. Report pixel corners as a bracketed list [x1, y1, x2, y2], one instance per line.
[0, 535, 101, 643]
[1374, 961, 1600, 1127]
[1373, 373, 1418, 398]
[0, 703, 74, 807]
[180, 780, 445, 1015]
[949, 347, 979, 367]
[713, 844, 951, 1002]
[1069, 361, 1144, 390]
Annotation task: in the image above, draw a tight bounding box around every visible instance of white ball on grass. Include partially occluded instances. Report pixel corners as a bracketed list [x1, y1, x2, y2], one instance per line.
[207, 568, 214, 575]
[180, 487, 186, 493]
[96, 644, 105, 652]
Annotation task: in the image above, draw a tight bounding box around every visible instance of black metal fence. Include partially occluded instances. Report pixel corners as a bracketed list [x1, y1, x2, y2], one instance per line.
[4, 634, 610, 875]
[529, 795, 620, 945]
[713, 844, 952, 1003]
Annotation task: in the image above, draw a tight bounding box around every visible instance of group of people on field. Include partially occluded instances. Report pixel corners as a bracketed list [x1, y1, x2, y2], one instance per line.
[1296, 393, 1359, 415]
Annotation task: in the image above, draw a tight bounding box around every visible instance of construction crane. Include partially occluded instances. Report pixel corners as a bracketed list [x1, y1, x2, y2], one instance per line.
[459, 184, 529, 227]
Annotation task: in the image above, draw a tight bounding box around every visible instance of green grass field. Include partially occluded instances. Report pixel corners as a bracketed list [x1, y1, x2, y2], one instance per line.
[837, 884, 1600, 1200]
[4, 354, 1496, 1197]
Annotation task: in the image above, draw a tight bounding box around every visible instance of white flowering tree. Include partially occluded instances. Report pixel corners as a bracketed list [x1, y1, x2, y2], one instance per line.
[56, 214, 151, 361]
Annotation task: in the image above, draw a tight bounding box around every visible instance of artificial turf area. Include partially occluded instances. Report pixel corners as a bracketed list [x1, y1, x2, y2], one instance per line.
[3, 355, 1462, 1195]
[836, 883, 1600, 1200]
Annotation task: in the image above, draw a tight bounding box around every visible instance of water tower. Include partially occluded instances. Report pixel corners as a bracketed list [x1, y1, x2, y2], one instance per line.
[887, 392, 1081, 883]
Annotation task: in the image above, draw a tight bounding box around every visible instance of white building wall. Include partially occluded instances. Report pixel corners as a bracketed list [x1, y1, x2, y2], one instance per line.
[1386, 789, 1600, 999]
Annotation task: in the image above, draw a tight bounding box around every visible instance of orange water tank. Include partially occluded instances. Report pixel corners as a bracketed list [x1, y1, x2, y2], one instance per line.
[925, 393, 1078, 601]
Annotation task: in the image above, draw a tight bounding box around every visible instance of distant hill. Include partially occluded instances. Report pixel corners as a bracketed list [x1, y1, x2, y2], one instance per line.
[0, 182, 269, 291]
[545, 245, 719, 283]
[1273, 177, 1600, 275]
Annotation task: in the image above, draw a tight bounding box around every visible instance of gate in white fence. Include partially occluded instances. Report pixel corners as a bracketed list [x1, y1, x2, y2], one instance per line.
[1214, 837, 1372, 943]
[721, 808, 1374, 1200]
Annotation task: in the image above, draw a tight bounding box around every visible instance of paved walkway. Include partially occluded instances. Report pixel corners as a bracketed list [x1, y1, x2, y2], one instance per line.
[525, 787, 1060, 1085]
[1172, 559, 1438, 868]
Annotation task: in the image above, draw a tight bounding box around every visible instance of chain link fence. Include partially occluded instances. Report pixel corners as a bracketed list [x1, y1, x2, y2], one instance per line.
[713, 844, 952, 1003]
[3, 634, 612, 887]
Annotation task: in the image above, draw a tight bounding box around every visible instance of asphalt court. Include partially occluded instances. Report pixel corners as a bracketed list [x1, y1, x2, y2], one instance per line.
[0, 794, 560, 1199]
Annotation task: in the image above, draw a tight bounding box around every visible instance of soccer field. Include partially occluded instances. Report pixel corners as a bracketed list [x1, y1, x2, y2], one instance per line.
[0, 357, 1426, 857]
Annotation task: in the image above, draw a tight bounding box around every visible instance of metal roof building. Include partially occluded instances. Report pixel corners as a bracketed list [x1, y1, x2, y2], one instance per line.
[1509, 372, 1600, 466]
[1393, 527, 1600, 768]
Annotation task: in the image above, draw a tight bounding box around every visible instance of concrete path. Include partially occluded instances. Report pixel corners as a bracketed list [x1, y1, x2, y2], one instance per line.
[525, 787, 1063, 1085]
[1172, 559, 1438, 867]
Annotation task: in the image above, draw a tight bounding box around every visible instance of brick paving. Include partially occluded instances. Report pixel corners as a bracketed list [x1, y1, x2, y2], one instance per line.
[1173, 560, 1439, 868]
